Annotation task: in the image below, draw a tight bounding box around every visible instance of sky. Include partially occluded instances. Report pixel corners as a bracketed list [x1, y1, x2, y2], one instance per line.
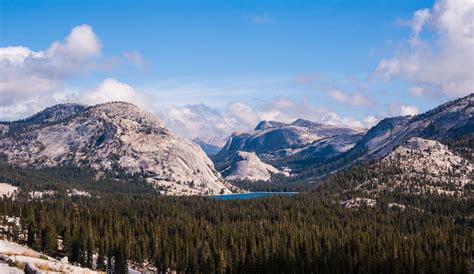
[0, 0, 473, 143]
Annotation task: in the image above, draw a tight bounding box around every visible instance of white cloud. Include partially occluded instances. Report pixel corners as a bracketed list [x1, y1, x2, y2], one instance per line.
[0, 24, 102, 115]
[409, 86, 425, 96]
[257, 98, 330, 123]
[48, 24, 102, 59]
[227, 102, 260, 128]
[389, 104, 419, 116]
[81, 78, 149, 109]
[375, 0, 474, 97]
[399, 105, 419, 116]
[328, 90, 372, 107]
[0, 92, 73, 121]
[320, 112, 364, 129]
[410, 9, 431, 45]
[157, 97, 370, 141]
[157, 104, 245, 142]
[363, 115, 379, 128]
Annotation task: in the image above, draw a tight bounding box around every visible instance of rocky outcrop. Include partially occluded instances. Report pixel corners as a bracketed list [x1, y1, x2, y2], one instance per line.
[0, 102, 237, 196]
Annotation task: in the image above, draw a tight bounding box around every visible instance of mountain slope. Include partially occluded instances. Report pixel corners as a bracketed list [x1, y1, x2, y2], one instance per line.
[214, 119, 364, 174]
[315, 134, 473, 217]
[355, 137, 473, 197]
[222, 151, 289, 181]
[300, 93, 474, 180]
[351, 93, 473, 161]
[0, 102, 236, 195]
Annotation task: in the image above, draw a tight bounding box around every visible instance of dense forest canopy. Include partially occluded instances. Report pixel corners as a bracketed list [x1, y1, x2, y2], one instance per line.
[0, 164, 472, 274]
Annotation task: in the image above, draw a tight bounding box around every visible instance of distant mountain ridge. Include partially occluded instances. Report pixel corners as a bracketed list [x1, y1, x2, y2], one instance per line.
[213, 93, 473, 182]
[193, 137, 222, 156]
[213, 118, 365, 180]
[341, 93, 473, 164]
[0, 102, 237, 196]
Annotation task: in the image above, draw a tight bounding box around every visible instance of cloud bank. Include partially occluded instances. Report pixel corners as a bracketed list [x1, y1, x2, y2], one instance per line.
[375, 0, 474, 97]
[0, 25, 102, 119]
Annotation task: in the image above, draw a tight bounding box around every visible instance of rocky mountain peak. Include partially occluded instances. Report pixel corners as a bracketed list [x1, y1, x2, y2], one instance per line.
[254, 120, 287, 131]
[93, 102, 164, 129]
[0, 102, 237, 196]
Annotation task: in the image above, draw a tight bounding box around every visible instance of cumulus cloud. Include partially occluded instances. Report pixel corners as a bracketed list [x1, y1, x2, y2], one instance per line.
[363, 115, 379, 128]
[0, 24, 102, 117]
[399, 105, 419, 116]
[328, 90, 372, 107]
[257, 98, 329, 123]
[157, 104, 241, 144]
[81, 78, 150, 108]
[157, 97, 372, 142]
[227, 102, 260, 128]
[157, 101, 263, 143]
[375, 0, 474, 97]
[389, 104, 419, 116]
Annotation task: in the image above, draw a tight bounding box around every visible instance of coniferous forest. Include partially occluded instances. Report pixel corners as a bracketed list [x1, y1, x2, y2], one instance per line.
[0, 164, 472, 274]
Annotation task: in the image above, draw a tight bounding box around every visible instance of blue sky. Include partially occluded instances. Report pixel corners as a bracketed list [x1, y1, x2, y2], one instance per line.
[0, 0, 472, 140]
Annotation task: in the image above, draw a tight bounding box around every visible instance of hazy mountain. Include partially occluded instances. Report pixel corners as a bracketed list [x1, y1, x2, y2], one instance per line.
[214, 118, 365, 174]
[193, 137, 222, 156]
[0, 102, 237, 195]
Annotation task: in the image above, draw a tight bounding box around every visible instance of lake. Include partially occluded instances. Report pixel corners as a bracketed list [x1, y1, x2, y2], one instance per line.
[209, 192, 298, 200]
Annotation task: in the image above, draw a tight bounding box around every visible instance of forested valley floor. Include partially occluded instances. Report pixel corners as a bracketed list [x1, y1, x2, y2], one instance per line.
[0, 165, 472, 273]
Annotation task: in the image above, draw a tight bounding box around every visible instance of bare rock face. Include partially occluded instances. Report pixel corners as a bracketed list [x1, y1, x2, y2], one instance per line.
[214, 118, 364, 173]
[356, 137, 473, 197]
[0, 102, 236, 196]
[223, 151, 289, 182]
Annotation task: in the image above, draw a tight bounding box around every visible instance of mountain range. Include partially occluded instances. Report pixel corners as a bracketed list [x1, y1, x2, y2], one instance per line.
[0, 93, 472, 195]
[212, 118, 365, 180]
[212, 93, 473, 182]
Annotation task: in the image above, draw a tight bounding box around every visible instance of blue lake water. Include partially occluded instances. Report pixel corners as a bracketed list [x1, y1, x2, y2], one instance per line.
[209, 192, 298, 200]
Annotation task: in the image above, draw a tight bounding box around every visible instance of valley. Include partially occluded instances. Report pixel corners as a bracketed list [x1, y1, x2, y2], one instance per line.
[0, 94, 472, 273]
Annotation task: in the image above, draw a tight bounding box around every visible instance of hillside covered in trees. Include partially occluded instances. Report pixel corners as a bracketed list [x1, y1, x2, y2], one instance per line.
[0, 163, 472, 273]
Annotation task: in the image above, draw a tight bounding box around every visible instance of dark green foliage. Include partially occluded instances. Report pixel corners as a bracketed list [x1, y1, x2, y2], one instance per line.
[0, 164, 154, 196]
[0, 191, 471, 273]
[442, 134, 474, 161]
[230, 178, 315, 192]
[0, 164, 471, 274]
